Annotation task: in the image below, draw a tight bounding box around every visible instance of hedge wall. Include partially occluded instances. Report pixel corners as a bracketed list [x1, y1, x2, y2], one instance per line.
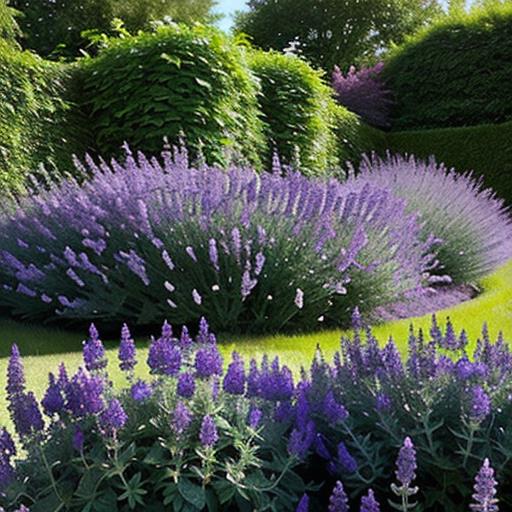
[384, 4, 512, 130]
[386, 121, 512, 204]
[0, 41, 89, 194]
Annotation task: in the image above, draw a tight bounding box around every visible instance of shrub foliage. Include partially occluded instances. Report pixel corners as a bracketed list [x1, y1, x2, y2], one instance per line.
[80, 25, 266, 168]
[0, 148, 436, 333]
[248, 51, 340, 176]
[384, 4, 512, 129]
[0, 316, 510, 511]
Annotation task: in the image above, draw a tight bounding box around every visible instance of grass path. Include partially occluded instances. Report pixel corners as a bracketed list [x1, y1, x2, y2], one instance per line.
[0, 260, 510, 428]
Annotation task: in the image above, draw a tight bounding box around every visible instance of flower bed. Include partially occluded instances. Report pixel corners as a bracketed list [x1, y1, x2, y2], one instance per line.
[0, 315, 510, 511]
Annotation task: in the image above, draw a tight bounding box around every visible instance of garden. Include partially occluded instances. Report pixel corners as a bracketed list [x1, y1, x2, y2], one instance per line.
[0, 0, 511, 510]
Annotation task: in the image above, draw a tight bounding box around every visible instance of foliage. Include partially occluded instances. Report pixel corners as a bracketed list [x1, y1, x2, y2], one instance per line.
[384, 3, 512, 129]
[248, 51, 340, 175]
[332, 63, 392, 129]
[386, 121, 512, 206]
[348, 154, 512, 284]
[234, 0, 442, 71]
[1, 316, 511, 511]
[80, 24, 266, 168]
[9, 0, 216, 59]
[0, 40, 89, 194]
[0, 147, 436, 333]
[0, 0, 20, 46]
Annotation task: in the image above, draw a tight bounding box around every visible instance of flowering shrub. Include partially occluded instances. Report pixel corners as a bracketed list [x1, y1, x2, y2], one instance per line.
[0, 147, 436, 332]
[0, 316, 509, 511]
[332, 63, 392, 129]
[348, 154, 512, 283]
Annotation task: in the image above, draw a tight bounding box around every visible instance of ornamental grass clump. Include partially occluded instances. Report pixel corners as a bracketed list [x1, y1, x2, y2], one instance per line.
[348, 154, 512, 284]
[0, 146, 436, 333]
[0, 316, 508, 511]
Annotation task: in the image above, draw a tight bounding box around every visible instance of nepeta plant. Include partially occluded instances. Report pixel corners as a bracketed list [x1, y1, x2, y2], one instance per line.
[332, 63, 392, 129]
[0, 146, 435, 333]
[348, 154, 512, 283]
[0, 316, 508, 511]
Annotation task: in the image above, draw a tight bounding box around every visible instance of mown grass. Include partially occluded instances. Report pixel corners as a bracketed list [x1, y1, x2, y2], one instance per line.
[0, 260, 510, 429]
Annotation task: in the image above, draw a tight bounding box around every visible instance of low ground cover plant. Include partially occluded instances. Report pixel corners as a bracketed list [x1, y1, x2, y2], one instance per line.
[348, 154, 512, 284]
[0, 315, 509, 511]
[0, 147, 436, 333]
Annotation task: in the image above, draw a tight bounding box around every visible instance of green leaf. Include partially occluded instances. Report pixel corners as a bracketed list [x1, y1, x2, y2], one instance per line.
[178, 479, 206, 510]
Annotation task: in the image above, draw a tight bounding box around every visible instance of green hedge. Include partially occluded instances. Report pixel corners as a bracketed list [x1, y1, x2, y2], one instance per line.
[386, 121, 512, 204]
[384, 4, 512, 130]
[80, 25, 266, 168]
[0, 41, 89, 194]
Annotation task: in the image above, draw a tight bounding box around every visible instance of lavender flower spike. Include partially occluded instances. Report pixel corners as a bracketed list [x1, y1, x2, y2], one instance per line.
[118, 324, 137, 373]
[360, 489, 380, 512]
[470, 458, 499, 512]
[199, 415, 219, 447]
[328, 481, 349, 512]
[296, 494, 309, 512]
[395, 437, 417, 487]
[83, 324, 107, 372]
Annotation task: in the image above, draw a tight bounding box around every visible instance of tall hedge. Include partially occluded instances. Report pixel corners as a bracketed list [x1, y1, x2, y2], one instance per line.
[248, 51, 342, 175]
[384, 4, 512, 129]
[80, 25, 266, 167]
[0, 41, 89, 194]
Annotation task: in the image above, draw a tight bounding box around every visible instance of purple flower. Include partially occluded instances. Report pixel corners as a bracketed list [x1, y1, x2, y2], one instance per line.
[147, 337, 181, 376]
[99, 399, 128, 436]
[179, 326, 193, 348]
[360, 489, 381, 512]
[192, 289, 202, 305]
[351, 306, 363, 330]
[337, 442, 357, 473]
[7, 344, 25, 399]
[41, 372, 65, 417]
[223, 352, 245, 395]
[248, 407, 262, 429]
[395, 437, 417, 487]
[323, 391, 349, 424]
[296, 494, 309, 512]
[199, 415, 218, 447]
[177, 372, 196, 398]
[118, 324, 136, 373]
[185, 246, 197, 262]
[375, 393, 392, 412]
[131, 380, 153, 401]
[197, 317, 210, 344]
[288, 420, 315, 460]
[195, 345, 223, 379]
[209, 238, 220, 271]
[65, 368, 104, 418]
[470, 458, 498, 512]
[72, 427, 85, 452]
[241, 270, 257, 299]
[470, 386, 491, 423]
[258, 357, 294, 402]
[83, 324, 107, 372]
[11, 391, 44, 437]
[172, 401, 192, 436]
[328, 481, 349, 512]
[0, 428, 16, 490]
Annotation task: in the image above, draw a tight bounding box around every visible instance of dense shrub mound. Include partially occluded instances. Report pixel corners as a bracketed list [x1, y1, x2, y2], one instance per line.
[384, 4, 512, 129]
[80, 25, 266, 168]
[0, 41, 88, 193]
[0, 148, 436, 333]
[248, 51, 341, 175]
[0, 317, 509, 511]
[349, 154, 512, 284]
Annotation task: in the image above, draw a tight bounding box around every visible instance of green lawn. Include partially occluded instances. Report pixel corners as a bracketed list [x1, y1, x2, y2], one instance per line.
[0, 259, 511, 429]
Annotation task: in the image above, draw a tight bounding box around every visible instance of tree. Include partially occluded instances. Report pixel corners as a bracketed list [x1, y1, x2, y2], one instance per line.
[235, 0, 442, 71]
[9, 0, 217, 59]
[0, 0, 20, 46]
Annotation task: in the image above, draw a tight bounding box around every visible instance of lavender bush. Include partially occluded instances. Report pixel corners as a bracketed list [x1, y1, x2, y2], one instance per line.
[1, 316, 511, 511]
[332, 64, 392, 129]
[348, 154, 512, 284]
[0, 146, 436, 333]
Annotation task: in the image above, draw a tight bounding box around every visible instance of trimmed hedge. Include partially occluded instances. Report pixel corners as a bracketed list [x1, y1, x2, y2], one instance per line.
[384, 4, 512, 130]
[80, 25, 266, 168]
[386, 121, 512, 205]
[0, 41, 89, 194]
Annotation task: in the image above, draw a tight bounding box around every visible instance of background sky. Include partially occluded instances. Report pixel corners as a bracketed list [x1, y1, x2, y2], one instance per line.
[215, 0, 248, 31]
